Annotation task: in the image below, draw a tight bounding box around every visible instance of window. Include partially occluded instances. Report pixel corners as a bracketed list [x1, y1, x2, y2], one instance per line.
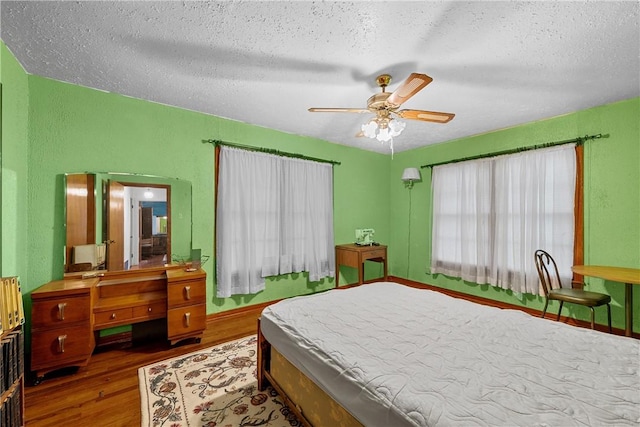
[216, 146, 335, 298]
[431, 144, 576, 295]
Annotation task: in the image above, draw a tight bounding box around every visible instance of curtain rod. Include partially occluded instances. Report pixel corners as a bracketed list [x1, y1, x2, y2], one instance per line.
[420, 133, 606, 169]
[203, 139, 341, 166]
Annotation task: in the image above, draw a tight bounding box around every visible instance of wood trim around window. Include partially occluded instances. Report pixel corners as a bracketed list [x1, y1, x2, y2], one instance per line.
[572, 144, 584, 288]
[214, 145, 221, 259]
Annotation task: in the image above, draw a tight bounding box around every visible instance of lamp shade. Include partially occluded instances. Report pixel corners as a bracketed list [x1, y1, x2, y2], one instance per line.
[401, 167, 421, 182]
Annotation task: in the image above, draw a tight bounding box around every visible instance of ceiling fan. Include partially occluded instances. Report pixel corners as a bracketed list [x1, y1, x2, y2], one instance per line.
[309, 73, 455, 151]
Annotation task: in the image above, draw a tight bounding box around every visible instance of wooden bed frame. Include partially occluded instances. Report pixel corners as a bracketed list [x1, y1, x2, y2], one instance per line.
[257, 318, 363, 427]
[257, 282, 640, 427]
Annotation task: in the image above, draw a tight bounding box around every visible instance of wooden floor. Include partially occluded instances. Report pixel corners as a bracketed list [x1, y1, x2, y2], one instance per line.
[24, 304, 266, 427]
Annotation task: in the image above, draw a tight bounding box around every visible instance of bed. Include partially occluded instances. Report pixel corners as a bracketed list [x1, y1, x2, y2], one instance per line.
[257, 282, 640, 426]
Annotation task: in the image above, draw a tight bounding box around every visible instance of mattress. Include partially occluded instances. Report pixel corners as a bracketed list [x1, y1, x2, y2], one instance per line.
[260, 282, 640, 426]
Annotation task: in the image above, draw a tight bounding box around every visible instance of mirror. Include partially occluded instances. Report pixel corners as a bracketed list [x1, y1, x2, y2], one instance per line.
[64, 172, 192, 274]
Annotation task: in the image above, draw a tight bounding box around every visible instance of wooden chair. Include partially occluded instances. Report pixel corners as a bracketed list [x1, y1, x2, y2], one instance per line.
[534, 249, 611, 332]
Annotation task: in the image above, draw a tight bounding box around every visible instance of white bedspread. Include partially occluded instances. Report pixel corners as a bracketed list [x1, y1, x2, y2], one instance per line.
[260, 282, 640, 426]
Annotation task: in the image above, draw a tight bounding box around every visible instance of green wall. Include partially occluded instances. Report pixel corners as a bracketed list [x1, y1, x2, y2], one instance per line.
[390, 97, 640, 331]
[6, 43, 389, 318]
[1, 43, 29, 282]
[2, 41, 638, 333]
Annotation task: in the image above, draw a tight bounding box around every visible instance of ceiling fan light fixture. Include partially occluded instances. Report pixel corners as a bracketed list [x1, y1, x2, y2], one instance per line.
[377, 127, 392, 142]
[389, 119, 406, 136]
[361, 118, 405, 147]
[361, 120, 378, 138]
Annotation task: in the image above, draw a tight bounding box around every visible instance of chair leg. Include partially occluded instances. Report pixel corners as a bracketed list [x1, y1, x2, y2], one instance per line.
[541, 299, 549, 318]
[606, 304, 612, 333]
[556, 301, 564, 321]
[589, 307, 595, 330]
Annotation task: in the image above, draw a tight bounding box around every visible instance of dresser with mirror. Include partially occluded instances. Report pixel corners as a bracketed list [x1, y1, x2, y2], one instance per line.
[64, 172, 193, 273]
[30, 173, 206, 383]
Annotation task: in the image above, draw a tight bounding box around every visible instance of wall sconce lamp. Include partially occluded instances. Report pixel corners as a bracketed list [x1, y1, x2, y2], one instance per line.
[401, 167, 421, 189]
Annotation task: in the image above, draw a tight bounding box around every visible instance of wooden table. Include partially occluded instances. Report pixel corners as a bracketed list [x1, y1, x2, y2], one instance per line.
[335, 243, 387, 287]
[572, 265, 640, 337]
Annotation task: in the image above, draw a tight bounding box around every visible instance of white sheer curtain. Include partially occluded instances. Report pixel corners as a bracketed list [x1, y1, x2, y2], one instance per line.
[431, 144, 576, 295]
[216, 146, 335, 298]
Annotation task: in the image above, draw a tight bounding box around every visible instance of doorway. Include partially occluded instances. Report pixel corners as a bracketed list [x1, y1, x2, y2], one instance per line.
[138, 200, 168, 267]
[107, 182, 170, 270]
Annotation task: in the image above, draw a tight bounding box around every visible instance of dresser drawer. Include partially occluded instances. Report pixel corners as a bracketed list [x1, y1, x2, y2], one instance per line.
[133, 301, 166, 320]
[31, 324, 93, 370]
[167, 281, 206, 307]
[362, 248, 386, 260]
[31, 295, 91, 329]
[94, 307, 133, 328]
[167, 304, 206, 337]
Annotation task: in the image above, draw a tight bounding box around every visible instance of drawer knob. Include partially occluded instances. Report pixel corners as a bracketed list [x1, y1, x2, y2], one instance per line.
[110, 313, 117, 320]
[57, 302, 67, 321]
[58, 334, 67, 353]
[184, 312, 191, 327]
[148, 307, 152, 313]
[184, 285, 191, 300]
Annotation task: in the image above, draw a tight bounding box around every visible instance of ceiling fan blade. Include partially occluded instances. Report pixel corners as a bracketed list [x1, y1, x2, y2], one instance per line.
[397, 109, 455, 123]
[308, 107, 370, 113]
[385, 73, 433, 108]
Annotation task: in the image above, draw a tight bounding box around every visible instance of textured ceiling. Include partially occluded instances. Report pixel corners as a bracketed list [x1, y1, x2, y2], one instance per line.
[1, 1, 639, 154]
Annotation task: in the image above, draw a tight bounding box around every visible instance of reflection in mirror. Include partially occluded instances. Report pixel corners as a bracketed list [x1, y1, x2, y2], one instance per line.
[64, 173, 192, 274]
[106, 181, 169, 271]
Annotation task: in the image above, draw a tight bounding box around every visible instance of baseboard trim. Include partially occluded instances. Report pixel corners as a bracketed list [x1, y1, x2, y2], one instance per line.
[205, 299, 280, 324]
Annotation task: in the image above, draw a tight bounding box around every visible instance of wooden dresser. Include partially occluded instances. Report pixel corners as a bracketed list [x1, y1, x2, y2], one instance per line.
[31, 266, 206, 383]
[166, 268, 207, 345]
[30, 278, 95, 383]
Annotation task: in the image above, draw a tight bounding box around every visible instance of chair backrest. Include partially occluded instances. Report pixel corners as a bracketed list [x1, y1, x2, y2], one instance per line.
[73, 244, 97, 267]
[534, 249, 563, 296]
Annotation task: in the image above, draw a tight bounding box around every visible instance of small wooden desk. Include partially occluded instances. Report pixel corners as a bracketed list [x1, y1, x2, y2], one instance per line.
[572, 265, 640, 337]
[335, 243, 387, 287]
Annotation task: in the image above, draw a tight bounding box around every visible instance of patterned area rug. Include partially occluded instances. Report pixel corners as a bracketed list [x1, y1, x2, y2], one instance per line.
[138, 335, 301, 427]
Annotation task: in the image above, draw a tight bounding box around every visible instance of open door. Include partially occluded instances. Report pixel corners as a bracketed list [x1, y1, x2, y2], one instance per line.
[140, 206, 153, 261]
[107, 180, 125, 271]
